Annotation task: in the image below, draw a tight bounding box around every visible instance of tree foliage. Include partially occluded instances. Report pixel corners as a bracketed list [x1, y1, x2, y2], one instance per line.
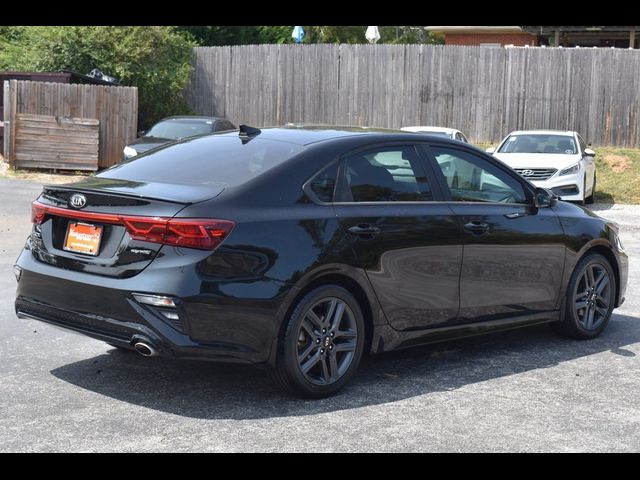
[0, 26, 195, 129]
[175, 26, 442, 46]
[0, 26, 443, 129]
[176, 26, 292, 45]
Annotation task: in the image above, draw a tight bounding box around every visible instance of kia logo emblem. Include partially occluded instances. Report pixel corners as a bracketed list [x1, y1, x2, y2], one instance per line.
[69, 194, 87, 209]
[521, 170, 535, 176]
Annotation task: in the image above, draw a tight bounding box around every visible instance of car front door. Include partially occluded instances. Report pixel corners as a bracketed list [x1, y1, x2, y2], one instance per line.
[333, 143, 463, 331]
[425, 144, 566, 323]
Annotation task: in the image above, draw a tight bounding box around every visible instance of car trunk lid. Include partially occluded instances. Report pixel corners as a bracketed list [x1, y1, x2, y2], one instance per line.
[30, 178, 225, 278]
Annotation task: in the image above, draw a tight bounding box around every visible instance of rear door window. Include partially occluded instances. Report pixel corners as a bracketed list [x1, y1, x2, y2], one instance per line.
[337, 145, 433, 202]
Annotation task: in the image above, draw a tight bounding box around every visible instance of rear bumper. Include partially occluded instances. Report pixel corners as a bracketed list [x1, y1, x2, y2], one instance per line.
[15, 297, 256, 363]
[14, 246, 289, 364]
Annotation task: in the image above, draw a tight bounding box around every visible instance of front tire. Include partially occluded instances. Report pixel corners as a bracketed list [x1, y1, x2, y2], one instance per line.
[271, 285, 365, 398]
[553, 253, 615, 339]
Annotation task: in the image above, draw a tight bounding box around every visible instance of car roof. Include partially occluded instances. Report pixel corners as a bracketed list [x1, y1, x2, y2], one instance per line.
[507, 130, 576, 136]
[157, 116, 228, 123]
[212, 125, 451, 146]
[401, 126, 457, 134]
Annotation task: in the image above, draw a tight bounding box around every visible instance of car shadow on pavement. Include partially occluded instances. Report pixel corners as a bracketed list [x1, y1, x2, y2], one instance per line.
[50, 314, 640, 420]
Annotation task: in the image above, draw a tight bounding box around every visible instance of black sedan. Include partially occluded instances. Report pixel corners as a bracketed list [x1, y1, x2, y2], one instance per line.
[15, 126, 628, 397]
[123, 116, 236, 159]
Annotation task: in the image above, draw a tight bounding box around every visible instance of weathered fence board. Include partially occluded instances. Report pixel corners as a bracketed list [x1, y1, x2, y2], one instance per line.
[3, 80, 137, 168]
[186, 44, 640, 147]
[14, 114, 99, 171]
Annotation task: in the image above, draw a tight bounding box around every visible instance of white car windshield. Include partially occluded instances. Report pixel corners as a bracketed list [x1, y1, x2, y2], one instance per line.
[498, 134, 577, 154]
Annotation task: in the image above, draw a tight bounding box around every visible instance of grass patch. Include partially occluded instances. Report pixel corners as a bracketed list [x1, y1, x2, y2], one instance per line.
[593, 147, 640, 204]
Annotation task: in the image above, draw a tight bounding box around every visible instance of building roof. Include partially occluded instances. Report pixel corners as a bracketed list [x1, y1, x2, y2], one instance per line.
[425, 26, 525, 34]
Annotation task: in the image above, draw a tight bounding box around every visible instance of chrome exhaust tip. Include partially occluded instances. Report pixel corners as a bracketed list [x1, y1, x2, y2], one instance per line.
[133, 342, 157, 357]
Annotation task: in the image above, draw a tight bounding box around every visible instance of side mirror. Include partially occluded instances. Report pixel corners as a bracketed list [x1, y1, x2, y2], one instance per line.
[534, 187, 557, 208]
[485, 147, 496, 154]
[584, 148, 596, 157]
[137, 130, 146, 137]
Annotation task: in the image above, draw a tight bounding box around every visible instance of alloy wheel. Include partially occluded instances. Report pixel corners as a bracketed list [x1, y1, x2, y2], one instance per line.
[296, 297, 358, 385]
[574, 263, 612, 331]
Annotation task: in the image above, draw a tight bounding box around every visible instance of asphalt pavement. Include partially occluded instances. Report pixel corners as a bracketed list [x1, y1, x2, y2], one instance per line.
[1, 177, 638, 452]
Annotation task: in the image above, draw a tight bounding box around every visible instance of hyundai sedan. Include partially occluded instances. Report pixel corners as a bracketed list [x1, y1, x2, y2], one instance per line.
[487, 130, 597, 204]
[14, 126, 628, 397]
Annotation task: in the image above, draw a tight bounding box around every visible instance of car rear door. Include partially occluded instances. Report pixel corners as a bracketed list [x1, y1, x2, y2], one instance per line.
[423, 143, 566, 323]
[332, 143, 463, 331]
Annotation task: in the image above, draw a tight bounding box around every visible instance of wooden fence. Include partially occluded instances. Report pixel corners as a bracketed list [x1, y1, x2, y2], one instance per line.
[186, 44, 640, 147]
[3, 80, 137, 168]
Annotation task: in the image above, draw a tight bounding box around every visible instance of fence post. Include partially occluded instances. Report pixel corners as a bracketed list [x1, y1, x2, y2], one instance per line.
[8, 80, 18, 168]
[2, 80, 8, 162]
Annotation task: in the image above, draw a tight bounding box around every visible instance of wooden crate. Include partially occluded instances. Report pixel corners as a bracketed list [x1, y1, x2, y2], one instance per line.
[14, 113, 99, 171]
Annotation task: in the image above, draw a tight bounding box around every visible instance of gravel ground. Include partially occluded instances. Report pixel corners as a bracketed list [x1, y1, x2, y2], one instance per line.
[0, 177, 638, 452]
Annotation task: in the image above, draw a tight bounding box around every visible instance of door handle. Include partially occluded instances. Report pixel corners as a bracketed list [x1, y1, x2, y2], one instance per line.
[463, 221, 490, 234]
[347, 224, 381, 238]
[504, 212, 529, 219]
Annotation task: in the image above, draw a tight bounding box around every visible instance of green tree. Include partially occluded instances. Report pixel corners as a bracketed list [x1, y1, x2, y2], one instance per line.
[176, 26, 292, 45]
[0, 26, 195, 129]
[302, 26, 443, 44]
[172, 26, 443, 46]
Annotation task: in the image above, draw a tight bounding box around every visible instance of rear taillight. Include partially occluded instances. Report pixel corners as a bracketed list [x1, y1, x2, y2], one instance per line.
[122, 217, 235, 250]
[31, 201, 235, 251]
[31, 202, 47, 224]
[164, 219, 235, 250]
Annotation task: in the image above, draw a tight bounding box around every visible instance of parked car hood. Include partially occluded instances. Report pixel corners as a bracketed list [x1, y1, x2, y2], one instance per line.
[128, 136, 175, 153]
[493, 153, 581, 170]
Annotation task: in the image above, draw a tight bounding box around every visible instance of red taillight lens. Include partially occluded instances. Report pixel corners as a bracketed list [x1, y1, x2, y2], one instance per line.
[164, 219, 235, 250]
[31, 201, 235, 251]
[32, 202, 47, 224]
[121, 218, 168, 244]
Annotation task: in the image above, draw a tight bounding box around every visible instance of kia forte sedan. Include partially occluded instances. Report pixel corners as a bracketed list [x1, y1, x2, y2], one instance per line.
[14, 126, 628, 397]
[487, 130, 597, 204]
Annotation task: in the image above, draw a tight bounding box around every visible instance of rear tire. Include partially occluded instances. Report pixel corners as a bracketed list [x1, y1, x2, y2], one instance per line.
[553, 253, 615, 339]
[585, 174, 596, 205]
[271, 285, 365, 398]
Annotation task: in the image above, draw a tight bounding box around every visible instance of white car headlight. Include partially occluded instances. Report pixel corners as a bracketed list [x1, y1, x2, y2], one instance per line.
[123, 146, 138, 159]
[559, 163, 580, 176]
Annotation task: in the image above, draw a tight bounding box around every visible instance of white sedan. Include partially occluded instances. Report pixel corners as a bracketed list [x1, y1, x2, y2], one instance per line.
[487, 130, 597, 204]
[401, 126, 470, 143]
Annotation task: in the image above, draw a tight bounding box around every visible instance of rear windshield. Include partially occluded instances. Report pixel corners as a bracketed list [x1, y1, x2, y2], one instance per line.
[498, 134, 577, 154]
[100, 135, 305, 187]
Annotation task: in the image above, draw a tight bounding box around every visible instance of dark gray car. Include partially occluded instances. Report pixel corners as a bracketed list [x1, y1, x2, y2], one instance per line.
[123, 116, 236, 159]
